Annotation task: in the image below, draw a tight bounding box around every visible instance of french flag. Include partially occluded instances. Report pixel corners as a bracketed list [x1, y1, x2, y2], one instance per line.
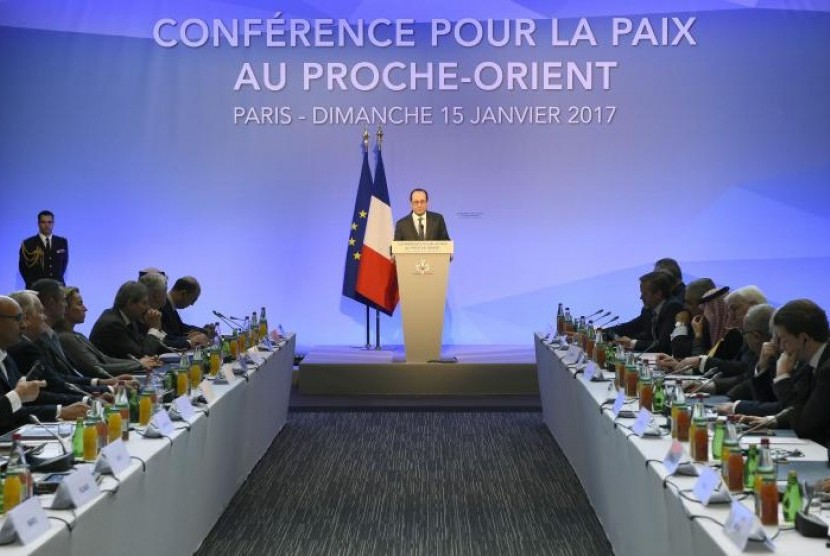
[355, 149, 399, 315]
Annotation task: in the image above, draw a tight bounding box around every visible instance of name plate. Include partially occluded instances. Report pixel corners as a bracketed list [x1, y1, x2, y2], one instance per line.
[221, 366, 236, 384]
[247, 347, 265, 365]
[724, 501, 774, 551]
[56, 469, 100, 509]
[261, 335, 274, 351]
[235, 356, 249, 374]
[611, 389, 626, 418]
[173, 395, 196, 421]
[99, 440, 131, 476]
[1, 498, 50, 545]
[582, 361, 598, 383]
[631, 408, 653, 437]
[151, 409, 175, 436]
[662, 441, 685, 475]
[200, 379, 216, 402]
[693, 466, 721, 506]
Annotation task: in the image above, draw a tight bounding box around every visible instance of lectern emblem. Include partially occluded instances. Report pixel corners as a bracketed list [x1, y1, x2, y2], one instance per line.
[415, 259, 432, 275]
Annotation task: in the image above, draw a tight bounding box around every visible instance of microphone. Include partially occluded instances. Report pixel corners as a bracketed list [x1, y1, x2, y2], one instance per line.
[741, 407, 794, 436]
[702, 366, 721, 379]
[687, 372, 722, 394]
[596, 315, 618, 328]
[27, 415, 75, 472]
[212, 310, 239, 331]
[64, 380, 94, 397]
[636, 339, 660, 356]
[586, 309, 604, 319]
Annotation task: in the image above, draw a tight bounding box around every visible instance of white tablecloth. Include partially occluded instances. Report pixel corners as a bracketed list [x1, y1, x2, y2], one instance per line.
[535, 334, 829, 556]
[2, 335, 295, 555]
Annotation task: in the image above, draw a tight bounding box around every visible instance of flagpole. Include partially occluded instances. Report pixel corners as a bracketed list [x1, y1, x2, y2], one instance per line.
[375, 309, 381, 350]
[365, 304, 371, 349]
[362, 128, 371, 350]
[373, 126, 385, 351]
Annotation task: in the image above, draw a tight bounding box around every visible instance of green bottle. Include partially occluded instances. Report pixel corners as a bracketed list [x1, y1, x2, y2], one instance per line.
[129, 387, 140, 423]
[711, 418, 725, 461]
[72, 417, 85, 459]
[782, 470, 802, 522]
[744, 444, 758, 491]
[652, 373, 666, 414]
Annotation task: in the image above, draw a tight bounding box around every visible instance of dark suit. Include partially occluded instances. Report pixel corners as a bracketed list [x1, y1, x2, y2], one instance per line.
[0, 394, 24, 434]
[732, 362, 782, 417]
[394, 211, 450, 241]
[8, 336, 103, 397]
[90, 308, 169, 359]
[159, 298, 198, 349]
[58, 330, 142, 378]
[18, 234, 68, 288]
[773, 346, 830, 445]
[607, 298, 684, 355]
[1, 350, 70, 423]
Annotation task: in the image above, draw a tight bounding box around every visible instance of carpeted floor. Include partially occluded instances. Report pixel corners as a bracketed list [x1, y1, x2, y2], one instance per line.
[196, 412, 613, 556]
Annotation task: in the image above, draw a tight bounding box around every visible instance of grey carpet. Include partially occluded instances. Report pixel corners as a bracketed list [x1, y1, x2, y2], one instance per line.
[196, 412, 613, 556]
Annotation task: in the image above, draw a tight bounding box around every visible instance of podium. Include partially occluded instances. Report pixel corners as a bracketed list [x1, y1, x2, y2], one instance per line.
[391, 240, 454, 363]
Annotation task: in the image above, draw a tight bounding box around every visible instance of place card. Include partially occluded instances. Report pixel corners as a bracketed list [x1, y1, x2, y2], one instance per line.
[200, 379, 216, 402]
[662, 441, 685, 475]
[693, 466, 721, 506]
[221, 366, 236, 384]
[247, 347, 265, 365]
[582, 361, 598, 383]
[173, 395, 196, 421]
[0, 498, 50, 544]
[151, 409, 175, 436]
[98, 440, 131, 476]
[723, 501, 758, 551]
[611, 389, 626, 418]
[631, 408, 653, 437]
[53, 469, 100, 509]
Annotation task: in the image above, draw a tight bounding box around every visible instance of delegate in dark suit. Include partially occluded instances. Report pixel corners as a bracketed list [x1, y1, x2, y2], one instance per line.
[1, 349, 76, 423]
[773, 346, 830, 445]
[90, 308, 168, 359]
[8, 337, 105, 397]
[19, 235, 69, 288]
[394, 211, 450, 241]
[59, 330, 143, 378]
[608, 299, 683, 355]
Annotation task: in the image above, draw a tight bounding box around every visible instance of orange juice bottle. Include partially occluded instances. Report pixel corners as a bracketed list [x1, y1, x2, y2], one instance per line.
[107, 407, 122, 444]
[177, 369, 190, 397]
[83, 419, 98, 460]
[139, 391, 152, 426]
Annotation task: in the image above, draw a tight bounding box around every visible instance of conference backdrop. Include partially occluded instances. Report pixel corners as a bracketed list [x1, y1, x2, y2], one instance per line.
[1, 0, 828, 349]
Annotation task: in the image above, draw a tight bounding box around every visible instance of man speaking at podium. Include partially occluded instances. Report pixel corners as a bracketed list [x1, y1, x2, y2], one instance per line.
[394, 188, 450, 241]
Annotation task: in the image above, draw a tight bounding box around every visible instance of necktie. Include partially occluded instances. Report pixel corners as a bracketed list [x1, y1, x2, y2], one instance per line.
[45, 237, 51, 251]
[418, 217, 425, 240]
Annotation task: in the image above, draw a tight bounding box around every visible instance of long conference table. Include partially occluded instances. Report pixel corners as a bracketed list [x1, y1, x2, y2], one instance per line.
[535, 333, 830, 556]
[2, 334, 296, 555]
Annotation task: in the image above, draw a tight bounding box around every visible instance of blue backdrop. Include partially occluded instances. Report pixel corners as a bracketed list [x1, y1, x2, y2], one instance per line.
[1, 1, 828, 350]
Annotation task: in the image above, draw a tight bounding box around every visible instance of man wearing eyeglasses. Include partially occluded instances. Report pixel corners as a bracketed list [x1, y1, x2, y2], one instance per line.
[393, 188, 450, 242]
[0, 295, 54, 432]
